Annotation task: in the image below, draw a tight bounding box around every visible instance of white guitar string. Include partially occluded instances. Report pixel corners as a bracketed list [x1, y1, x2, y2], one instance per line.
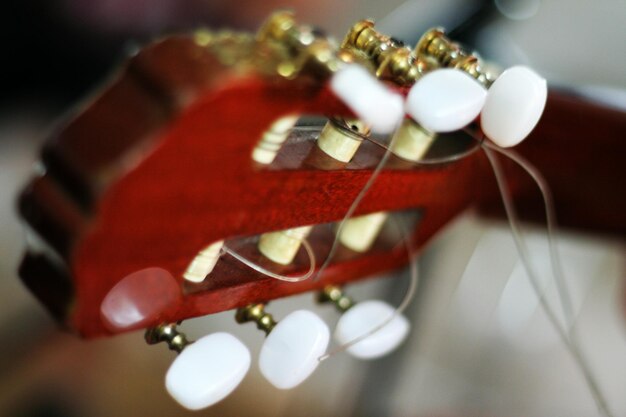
[482, 141, 575, 331]
[366, 134, 483, 165]
[481, 141, 613, 417]
[220, 239, 316, 283]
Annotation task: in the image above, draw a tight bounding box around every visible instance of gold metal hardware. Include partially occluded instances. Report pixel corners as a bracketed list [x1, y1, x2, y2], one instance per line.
[235, 303, 277, 335]
[416, 28, 493, 86]
[145, 323, 191, 353]
[255, 11, 342, 79]
[317, 285, 355, 312]
[341, 20, 432, 85]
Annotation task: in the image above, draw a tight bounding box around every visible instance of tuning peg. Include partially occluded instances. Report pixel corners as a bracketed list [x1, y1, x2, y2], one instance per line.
[252, 115, 300, 165]
[480, 65, 547, 147]
[318, 286, 410, 359]
[405, 68, 487, 133]
[330, 64, 404, 134]
[183, 240, 224, 283]
[317, 117, 370, 163]
[338, 211, 388, 253]
[145, 324, 250, 410]
[388, 119, 437, 161]
[236, 304, 330, 389]
[258, 225, 312, 265]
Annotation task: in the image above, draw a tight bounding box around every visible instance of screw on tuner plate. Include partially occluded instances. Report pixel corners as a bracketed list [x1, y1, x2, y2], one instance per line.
[236, 303, 330, 389]
[317, 285, 410, 360]
[146, 324, 251, 410]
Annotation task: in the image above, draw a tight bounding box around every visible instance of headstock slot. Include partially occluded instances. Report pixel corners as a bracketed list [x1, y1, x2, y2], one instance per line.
[261, 116, 480, 172]
[184, 208, 423, 295]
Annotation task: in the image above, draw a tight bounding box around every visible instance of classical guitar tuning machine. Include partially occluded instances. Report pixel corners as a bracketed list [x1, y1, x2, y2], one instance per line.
[342, 19, 432, 85]
[236, 303, 330, 389]
[414, 28, 547, 147]
[317, 285, 410, 360]
[416, 28, 494, 86]
[146, 323, 251, 410]
[255, 10, 343, 79]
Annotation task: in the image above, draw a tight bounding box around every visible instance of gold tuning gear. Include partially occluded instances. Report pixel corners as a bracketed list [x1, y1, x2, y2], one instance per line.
[317, 285, 355, 313]
[416, 28, 494, 86]
[341, 19, 432, 86]
[255, 11, 343, 79]
[235, 303, 277, 335]
[145, 323, 192, 353]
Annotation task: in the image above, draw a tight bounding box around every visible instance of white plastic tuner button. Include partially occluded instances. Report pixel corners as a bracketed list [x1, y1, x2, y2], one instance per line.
[166, 332, 250, 410]
[335, 300, 410, 360]
[259, 310, 330, 389]
[406, 68, 487, 133]
[481, 65, 547, 147]
[330, 64, 404, 134]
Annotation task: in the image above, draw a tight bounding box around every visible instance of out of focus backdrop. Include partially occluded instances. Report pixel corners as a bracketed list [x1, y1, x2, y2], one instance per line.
[1, 0, 625, 416]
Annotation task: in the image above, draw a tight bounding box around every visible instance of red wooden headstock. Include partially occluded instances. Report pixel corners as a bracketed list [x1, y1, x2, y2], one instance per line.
[17, 14, 626, 339]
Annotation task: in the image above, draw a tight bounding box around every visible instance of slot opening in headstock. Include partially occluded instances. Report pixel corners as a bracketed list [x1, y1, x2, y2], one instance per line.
[183, 207, 424, 295]
[253, 115, 480, 172]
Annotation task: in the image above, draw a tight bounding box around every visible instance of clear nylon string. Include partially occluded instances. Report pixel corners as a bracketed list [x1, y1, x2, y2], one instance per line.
[481, 142, 612, 417]
[365, 134, 483, 165]
[221, 239, 316, 282]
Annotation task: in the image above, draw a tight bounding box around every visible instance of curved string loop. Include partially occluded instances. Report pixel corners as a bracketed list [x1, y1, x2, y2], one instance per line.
[221, 239, 316, 283]
[479, 138, 612, 417]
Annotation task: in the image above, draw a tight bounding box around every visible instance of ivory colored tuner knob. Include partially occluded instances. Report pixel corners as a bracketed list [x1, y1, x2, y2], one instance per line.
[330, 64, 404, 134]
[406, 68, 487, 133]
[166, 332, 251, 410]
[259, 310, 330, 389]
[335, 300, 410, 360]
[481, 65, 547, 147]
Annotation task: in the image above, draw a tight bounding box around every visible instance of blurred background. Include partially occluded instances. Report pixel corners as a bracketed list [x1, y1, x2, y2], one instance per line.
[0, 0, 624, 416]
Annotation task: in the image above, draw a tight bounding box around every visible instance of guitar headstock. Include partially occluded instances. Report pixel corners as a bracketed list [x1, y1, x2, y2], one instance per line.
[17, 10, 581, 409]
[19, 11, 504, 337]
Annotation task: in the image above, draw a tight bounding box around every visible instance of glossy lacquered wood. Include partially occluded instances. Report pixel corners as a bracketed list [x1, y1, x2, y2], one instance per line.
[18, 35, 626, 338]
[19, 35, 481, 337]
